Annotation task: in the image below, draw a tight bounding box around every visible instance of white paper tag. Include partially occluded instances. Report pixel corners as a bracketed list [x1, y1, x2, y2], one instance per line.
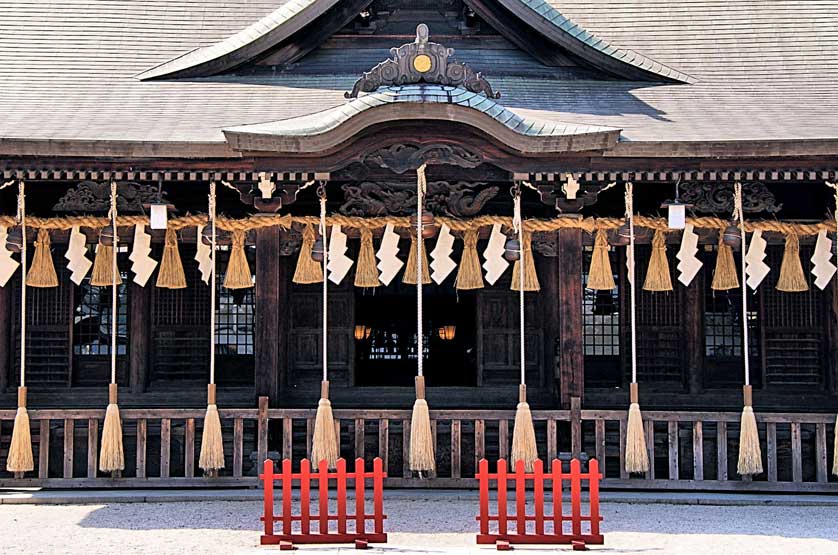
[430, 224, 456, 284]
[65, 225, 93, 285]
[676, 223, 702, 286]
[376, 223, 404, 286]
[327, 225, 354, 285]
[131, 224, 158, 287]
[482, 224, 510, 285]
[745, 230, 770, 290]
[811, 230, 837, 290]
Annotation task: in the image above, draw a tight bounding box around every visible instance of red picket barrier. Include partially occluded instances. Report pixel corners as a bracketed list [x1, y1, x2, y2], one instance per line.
[260, 457, 388, 547]
[476, 458, 604, 548]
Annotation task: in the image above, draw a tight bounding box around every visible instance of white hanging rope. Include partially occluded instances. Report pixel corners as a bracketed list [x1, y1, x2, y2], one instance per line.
[734, 183, 751, 386]
[416, 164, 427, 377]
[513, 188, 525, 386]
[626, 183, 638, 384]
[18, 181, 26, 389]
[209, 181, 217, 385]
[320, 186, 328, 382]
[109, 181, 118, 385]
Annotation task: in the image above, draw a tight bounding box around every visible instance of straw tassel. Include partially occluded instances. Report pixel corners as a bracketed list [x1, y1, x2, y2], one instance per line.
[409, 375, 435, 472]
[454, 229, 483, 290]
[587, 229, 616, 290]
[223, 230, 253, 289]
[643, 230, 673, 291]
[199, 384, 225, 472]
[6, 387, 34, 474]
[156, 228, 186, 289]
[403, 236, 431, 285]
[737, 385, 763, 475]
[293, 224, 323, 284]
[776, 232, 809, 292]
[311, 381, 339, 469]
[711, 236, 739, 291]
[26, 229, 58, 288]
[354, 229, 380, 288]
[625, 383, 649, 473]
[99, 383, 124, 472]
[90, 244, 122, 287]
[511, 384, 538, 472]
[512, 231, 540, 292]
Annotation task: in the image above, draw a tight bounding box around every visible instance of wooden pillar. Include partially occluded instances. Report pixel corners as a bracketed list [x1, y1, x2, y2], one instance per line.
[829, 279, 838, 395]
[557, 228, 583, 408]
[129, 281, 151, 394]
[684, 272, 704, 394]
[537, 250, 559, 397]
[0, 284, 9, 393]
[255, 226, 282, 405]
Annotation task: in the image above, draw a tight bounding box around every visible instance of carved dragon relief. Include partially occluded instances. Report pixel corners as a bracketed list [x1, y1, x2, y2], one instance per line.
[340, 181, 499, 218]
[346, 23, 500, 99]
[53, 181, 167, 213]
[363, 143, 483, 174]
[678, 182, 782, 214]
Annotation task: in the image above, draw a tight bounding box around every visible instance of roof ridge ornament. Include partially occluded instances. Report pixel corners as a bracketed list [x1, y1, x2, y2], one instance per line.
[346, 24, 500, 99]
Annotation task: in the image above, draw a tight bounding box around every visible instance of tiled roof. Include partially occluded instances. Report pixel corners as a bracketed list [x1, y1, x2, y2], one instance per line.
[0, 0, 837, 155]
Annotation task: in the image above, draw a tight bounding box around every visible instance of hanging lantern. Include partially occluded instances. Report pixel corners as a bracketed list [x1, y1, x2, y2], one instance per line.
[311, 235, 325, 262]
[5, 227, 23, 253]
[613, 219, 632, 246]
[503, 235, 521, 262]
[143, 181, 173, 230]
[722, 223, 742, 249]
[410, 212, 437, 239]
[354, 325, 372, 341]
[661, 180, 692, 230]
[99, 225, 116, 247]
[437, 325, 456, 341]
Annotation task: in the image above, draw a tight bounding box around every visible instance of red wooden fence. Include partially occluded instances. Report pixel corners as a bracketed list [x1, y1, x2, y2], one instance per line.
[476, 458, 604, 547]
[260, 457, 388, 546]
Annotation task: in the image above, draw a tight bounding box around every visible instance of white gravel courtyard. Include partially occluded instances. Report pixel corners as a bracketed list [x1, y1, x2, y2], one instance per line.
[1, 493, 837, 555]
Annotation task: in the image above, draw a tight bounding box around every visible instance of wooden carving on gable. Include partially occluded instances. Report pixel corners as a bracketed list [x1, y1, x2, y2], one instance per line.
[346, 23, 500, 99]
[53, 181, 166, 213]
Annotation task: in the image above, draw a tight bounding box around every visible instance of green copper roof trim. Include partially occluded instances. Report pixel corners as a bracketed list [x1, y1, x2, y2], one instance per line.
[137, 0, 350, 80]
[492, 0, 695, 83]
[222, 84, 621, 154]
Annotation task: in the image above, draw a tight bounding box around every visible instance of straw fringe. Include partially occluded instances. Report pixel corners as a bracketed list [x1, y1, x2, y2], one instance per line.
[625, 403, 649, 473]
[512, 232, 540, 292]
[409, 399, 435, 472]
[156, 228, 187, 289]
[311, 397, 339, 469]
[6, 407, 34, 473]
[454, 229, 483, 290]
[99, 403, 125, 472]
[587, 229, 616, 290]
[199, 404, 225, 471]
[776, 232, 809, 292]
[293, 224, 323, 284]
[90, 244, 122, 287]
[26, 229, 58, 288]
[643, 230, 673, 291]
[403, 236, 431, 285]
[223, 230, 253, 289]
[711, 237, 739, 291]
[737, 406, 763, 475]
[354, 229, 380, 288]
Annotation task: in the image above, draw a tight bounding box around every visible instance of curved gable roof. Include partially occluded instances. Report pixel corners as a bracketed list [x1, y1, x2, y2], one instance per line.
[137, 0, 690, 83]
[222, 84, 621, 155]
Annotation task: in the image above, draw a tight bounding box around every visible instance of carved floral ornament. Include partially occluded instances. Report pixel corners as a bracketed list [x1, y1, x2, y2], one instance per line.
[346, 23, 500, 99]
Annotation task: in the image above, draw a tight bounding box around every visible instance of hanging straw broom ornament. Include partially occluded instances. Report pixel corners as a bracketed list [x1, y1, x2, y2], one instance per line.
[99, 181, 125, 475]
[510, 183, 538, 471]
[310, 184, 339, 469]
[409, 164, 435, 475]
[734, 182, 763, 476]
[199, 181, 225, 475]
[6, 180, 34, 477]
[624, 182, 650, 474]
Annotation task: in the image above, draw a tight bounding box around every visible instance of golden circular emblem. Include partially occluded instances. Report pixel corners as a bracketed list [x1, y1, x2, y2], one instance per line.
[413, 54, 432, 73]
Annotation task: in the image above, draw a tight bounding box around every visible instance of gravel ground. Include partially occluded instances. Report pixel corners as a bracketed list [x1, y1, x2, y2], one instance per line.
[1, 496, 837, 555]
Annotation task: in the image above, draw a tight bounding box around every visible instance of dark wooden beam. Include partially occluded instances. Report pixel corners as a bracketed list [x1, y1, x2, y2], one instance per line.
[557, 227, 584, 408]
[128, 281, 151, 394]
[684, 273, 703, 395]
[0, 284, 9, 393]
[255, 226, 282, 405]
[537, 253, 559, 398]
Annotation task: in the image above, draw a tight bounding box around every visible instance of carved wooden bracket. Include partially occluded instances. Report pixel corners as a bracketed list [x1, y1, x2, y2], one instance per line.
[228, 173, 323, 213]
[346, 23, 500, 99]
[535, 180, 611, 213]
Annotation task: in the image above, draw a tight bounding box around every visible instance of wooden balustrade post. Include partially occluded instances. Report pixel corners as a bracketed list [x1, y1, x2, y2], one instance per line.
[570, 396, 582, 459]
[258, 396, 269, 467]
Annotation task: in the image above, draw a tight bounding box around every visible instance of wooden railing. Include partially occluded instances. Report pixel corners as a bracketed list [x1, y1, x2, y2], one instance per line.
[1, 397, 835, 491]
